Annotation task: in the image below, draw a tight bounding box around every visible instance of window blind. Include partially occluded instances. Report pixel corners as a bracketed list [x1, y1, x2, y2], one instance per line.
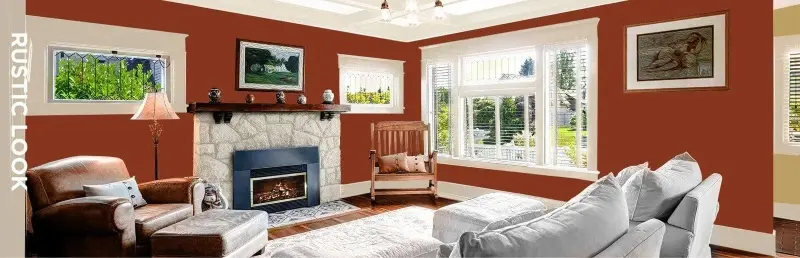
[431, 64, 453, 154]
[789, 52, 800, 143]
[547, 44, 589, 168]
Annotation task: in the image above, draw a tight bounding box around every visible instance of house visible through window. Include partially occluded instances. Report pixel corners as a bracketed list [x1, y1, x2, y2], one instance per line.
[427, 41, 592, 170]
[51, 48, 167, 101]
[338, 54, 404, 114]
[788, 52, 800, 144]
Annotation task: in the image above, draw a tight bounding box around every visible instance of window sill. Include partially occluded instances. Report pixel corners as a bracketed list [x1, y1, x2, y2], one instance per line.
[775, 143, 800, 156]
[438, 156, 599, 181]
[345, 105, 405, 114]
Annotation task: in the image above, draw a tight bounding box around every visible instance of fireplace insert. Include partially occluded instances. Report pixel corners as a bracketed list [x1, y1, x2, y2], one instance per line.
[233, 147, 320, 212]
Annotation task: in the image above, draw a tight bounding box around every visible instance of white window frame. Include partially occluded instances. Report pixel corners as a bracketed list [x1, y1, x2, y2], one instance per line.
[338, 54, 405, 114]
[774, 34, 800, 155]
[26, 16, 187, 115]
[421, 18, 599, 181]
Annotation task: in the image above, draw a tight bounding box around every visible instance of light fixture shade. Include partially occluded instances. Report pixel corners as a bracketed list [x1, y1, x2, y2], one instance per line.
[407, 12, 420, 27]
[131, 91, 179, 121]
[434, 0, 445, 20]
[381, 1, 391, 22]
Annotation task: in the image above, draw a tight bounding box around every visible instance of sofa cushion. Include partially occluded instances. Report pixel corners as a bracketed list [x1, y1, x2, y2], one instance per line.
[26, 156, 131, 211]
[84, 177, 147, 207]
[624, 152, 703, 221]
[150, 209, 269, 257]
[454, 174, 629, 257]
[616, 162, 649, 186]
[133, 203, 192, 244]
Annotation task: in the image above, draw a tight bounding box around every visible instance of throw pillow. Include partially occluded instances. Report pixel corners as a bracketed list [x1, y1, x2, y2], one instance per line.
[455, 174, 629, 257]
[406, 154, 428, 173]
[616, 162, 649, 186]
[83, 177, 147, 207]
[377, 152, 410, 173]
[623, 152, 703, 221]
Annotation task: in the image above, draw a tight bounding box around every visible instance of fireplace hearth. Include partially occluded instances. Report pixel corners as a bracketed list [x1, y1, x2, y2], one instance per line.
[232, 147, 320, 213]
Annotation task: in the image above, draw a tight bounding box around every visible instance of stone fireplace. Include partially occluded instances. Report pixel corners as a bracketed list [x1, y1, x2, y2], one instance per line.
[193, 112, 342, 205]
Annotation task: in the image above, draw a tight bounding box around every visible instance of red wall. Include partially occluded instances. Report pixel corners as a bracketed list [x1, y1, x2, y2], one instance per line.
[25, 0, 420, 183]
[416, 0, 773, 233]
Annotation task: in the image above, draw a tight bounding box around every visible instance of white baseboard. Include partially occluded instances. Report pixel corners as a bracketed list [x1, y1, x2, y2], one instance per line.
[711, 225, 775, 256]
[341, 180, 776, 256]
[775, 202, 800, 221]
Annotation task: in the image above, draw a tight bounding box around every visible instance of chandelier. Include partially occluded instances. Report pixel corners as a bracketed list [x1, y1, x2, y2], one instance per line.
[380, 0, 445, 26]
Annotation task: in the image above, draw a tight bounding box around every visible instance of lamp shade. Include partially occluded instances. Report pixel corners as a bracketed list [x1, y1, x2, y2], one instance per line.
[131, 91, 179, 121]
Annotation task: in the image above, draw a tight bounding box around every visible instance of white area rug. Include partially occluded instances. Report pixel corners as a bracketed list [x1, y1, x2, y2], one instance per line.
[268, 200, 360, 229]
[264, 206, 443, 258]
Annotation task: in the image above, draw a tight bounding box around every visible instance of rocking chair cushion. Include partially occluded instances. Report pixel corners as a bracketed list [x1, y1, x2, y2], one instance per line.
[378, 153, 410, 174]
[406, 155, 428, 173]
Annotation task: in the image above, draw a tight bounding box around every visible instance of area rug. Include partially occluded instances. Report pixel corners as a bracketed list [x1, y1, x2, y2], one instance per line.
[268, 200, 360, 229]
[263, 206, 442, 258]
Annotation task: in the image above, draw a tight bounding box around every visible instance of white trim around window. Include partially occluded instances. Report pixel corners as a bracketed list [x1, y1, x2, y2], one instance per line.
[25, 15, 187, 116]
[775, 34, 800, 155]
[338, 54, 405, 114]
[421, 18, 599, 180]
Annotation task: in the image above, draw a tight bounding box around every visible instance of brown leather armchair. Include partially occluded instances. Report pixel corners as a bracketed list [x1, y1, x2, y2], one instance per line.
[26, 156, 205, 257]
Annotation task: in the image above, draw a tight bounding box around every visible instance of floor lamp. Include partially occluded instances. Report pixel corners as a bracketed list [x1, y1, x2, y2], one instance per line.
[131, 91, 179, 180]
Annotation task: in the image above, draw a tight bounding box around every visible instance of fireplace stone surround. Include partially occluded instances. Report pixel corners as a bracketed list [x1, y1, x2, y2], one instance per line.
[194, 112, 342, 204]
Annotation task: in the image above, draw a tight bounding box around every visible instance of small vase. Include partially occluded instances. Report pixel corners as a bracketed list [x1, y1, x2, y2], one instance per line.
[245, 93, 255, 104]
[322, 89, 334, 104]
[276, 91, 286, 104]
[208, 88, 221, 103]
[297, 94, 307, 104]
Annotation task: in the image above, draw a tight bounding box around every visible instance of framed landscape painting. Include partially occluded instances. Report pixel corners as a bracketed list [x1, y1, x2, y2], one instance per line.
[236, 39, 304, 92]
[625, 12, 727, 92]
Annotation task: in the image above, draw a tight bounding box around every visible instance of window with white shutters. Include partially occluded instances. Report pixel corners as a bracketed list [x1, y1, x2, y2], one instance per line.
[546, 44, 589, 168]
[789, 52, 800, 144]
[430, 64, 453, 155]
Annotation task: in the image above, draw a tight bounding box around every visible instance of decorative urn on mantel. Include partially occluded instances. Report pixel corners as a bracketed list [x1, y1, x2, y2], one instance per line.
[186, 102, 351, 124]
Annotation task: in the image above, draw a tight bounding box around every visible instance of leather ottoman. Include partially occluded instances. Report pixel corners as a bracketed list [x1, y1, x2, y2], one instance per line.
[150, 209, 269, 257]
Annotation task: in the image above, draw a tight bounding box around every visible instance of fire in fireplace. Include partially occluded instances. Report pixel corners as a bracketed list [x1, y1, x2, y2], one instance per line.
[251, 172, 307, 207]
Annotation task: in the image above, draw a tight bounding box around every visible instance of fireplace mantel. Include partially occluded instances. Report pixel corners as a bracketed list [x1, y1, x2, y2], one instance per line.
[187, 102, 351, 123]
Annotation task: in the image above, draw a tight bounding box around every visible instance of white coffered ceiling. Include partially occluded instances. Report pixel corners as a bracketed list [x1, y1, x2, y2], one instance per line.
[166, 0, 624, 42]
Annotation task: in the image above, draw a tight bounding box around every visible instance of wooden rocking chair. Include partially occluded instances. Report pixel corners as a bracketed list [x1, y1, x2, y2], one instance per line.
[369, 121, 438, 202]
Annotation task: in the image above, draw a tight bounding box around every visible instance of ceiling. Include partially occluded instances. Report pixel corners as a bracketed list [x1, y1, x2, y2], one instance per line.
[165, 0, 624, 42]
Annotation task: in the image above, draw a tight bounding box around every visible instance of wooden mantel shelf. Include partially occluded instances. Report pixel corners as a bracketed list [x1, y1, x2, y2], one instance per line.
[187, 102, 351, 123]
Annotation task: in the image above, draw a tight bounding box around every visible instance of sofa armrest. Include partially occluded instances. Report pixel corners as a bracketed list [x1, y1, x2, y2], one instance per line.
[596, 219, 666, 257]
[139, 177, 205, 214]
[667, 173, 722, 232]
[34, 196, 135, 234]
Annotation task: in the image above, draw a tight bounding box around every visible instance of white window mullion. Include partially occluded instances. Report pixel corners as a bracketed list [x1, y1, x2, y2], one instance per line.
[523, 95, 531, 162]
[535, 48, 546, 166]
[574, 48, 584, 168]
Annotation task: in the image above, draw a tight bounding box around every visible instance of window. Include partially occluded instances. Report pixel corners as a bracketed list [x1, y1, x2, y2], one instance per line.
[51, 48, 167, 101]
[338, 54, 404, 114]
[775, 35, 800, 155]
[422, 18, 598, 177]
[788, 52, 800, 145]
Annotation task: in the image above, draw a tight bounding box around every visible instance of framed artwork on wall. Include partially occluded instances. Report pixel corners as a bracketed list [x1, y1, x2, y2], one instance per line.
[625, 12, 728, 92]
[236, 39, 305, 92]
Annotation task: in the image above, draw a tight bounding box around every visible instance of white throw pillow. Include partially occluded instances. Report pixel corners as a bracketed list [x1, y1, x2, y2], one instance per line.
[616, 162, 649, 186]
[83, 177, 147, 207]
[623, 152, 702, 221]
[481, 208, 549, 231]
[454, 174, 629, 257]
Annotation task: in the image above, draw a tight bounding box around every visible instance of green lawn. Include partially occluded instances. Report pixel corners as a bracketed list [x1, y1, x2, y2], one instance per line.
[245, 72, 298, 85]
[557, 127, 587, 147]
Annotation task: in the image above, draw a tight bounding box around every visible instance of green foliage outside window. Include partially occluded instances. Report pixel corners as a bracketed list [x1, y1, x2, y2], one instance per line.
[345, 86, 391, 104]
[54, 55, 161, 100]
[791, 105, 800, 132]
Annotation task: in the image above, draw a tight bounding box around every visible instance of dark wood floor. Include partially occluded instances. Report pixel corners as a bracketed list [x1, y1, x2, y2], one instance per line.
[268, 194, 788, 257]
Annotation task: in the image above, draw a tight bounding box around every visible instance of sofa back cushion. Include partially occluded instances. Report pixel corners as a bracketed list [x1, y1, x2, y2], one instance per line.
[623, 152, 703, 221]
[455, 174, 629, 257]
[26, 156, 131, 211]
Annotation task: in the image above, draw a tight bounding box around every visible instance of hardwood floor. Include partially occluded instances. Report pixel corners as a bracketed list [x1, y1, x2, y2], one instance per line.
[268, 194, 787, 257]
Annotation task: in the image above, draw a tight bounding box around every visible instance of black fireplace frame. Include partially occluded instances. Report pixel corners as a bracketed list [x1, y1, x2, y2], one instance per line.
[232, 147, 320, 213]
